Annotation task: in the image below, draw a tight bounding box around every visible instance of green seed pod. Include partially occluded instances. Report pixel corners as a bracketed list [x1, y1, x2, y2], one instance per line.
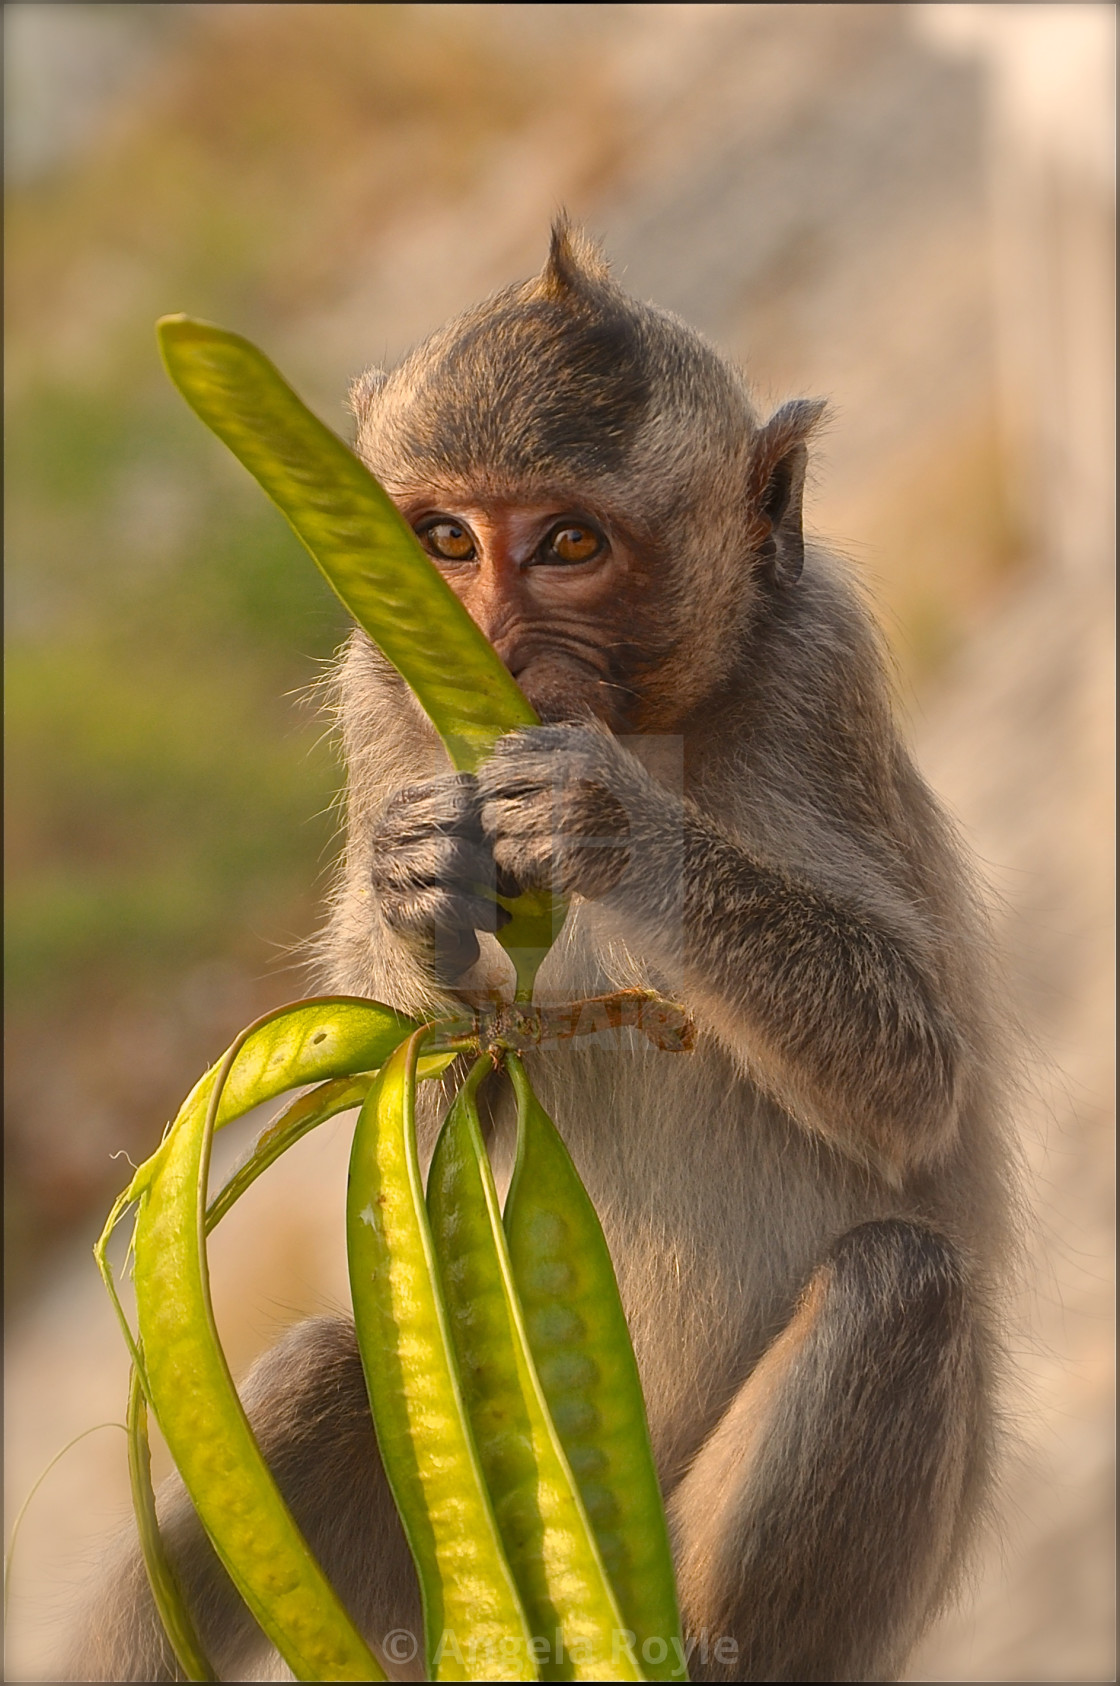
[503, 1057, 686, 1682]
[428, 1056, 641, 1683]
[156, 317, 565, 998]
[124, 1006, 403, 1681]
[347, 1030, 537, 1681]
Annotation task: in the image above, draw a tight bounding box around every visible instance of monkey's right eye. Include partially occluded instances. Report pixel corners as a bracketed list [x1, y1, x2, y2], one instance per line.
[418, 520, 477, 562]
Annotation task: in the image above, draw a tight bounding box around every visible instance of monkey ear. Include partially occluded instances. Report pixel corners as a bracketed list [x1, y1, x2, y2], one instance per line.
[347, 366, 388, 423]
[749, 398, 827, 586]
[538, 211, 612, 302]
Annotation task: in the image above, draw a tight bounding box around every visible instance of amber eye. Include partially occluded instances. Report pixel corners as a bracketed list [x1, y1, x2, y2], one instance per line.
[544, 523, 603, 565]
[420, 520, 476, 562]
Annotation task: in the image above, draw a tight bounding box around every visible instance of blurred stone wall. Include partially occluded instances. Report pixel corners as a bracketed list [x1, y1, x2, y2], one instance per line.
[906, 7, 1114, 1677]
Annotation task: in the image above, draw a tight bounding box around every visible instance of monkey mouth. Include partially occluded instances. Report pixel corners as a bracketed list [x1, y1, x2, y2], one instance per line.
[512, 653, 635, 730]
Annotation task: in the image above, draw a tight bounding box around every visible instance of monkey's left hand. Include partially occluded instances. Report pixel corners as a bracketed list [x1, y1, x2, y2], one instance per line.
[475, 724, 647, 901]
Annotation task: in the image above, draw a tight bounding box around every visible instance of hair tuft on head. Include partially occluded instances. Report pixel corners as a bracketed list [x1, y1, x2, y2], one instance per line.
[537, 212, 611, 303]
[347, 365, 388, 421]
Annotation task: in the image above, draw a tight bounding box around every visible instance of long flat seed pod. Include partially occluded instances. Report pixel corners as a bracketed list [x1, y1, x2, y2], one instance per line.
[128, 1078, 378, 1683]
[204, 1075, 377, 1234]
[181, 995, 419, 1137]
[127, 1048, 460, 1680]
[127, 1020, 390, 1682]
[99, 998, 423, 1381]
[156, 316, 564, 997]
[503, 1057, 686, 1683]
[126, 1369, 216, 1683]
[427, 1058, 642, 1683]
[206, 1049, 454, 1231]
[347, 1030, 537, 1682]
[157, 317, 533, 770]
[101, 999, 429, 1680]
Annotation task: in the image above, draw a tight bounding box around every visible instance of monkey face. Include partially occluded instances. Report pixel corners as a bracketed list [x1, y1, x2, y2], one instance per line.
[393, 490, 658, 732]
[348, 219, 824, 734]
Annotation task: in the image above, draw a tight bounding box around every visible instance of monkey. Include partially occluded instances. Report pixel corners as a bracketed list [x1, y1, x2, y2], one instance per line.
[61, 219, 1017, 1683]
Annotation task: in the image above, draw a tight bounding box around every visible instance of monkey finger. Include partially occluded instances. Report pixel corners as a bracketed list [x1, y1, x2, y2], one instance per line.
[452, 889, 512, 934]
[475, 762, 553, 799]
[495, 863, 524, 901]
[488, 812, 632, 901]
[375, 773, 482, 842]
[475, 788, 554, 844]
[489, 834, 555, 894]
[479, 722, 609, 787]
[387, 770, 478, 809]
[432, 926, 481, 983]
[380, 885, 510, 938]
[475, 747, 553, 805]
[371, 836, 496, 897]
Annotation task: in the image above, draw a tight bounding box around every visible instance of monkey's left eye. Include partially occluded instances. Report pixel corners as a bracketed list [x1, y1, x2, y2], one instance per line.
[542, 523, 604, 565]
[419, 520, 476, 562]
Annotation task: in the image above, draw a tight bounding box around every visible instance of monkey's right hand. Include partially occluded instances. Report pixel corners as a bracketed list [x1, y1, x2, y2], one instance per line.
[368, 772, 515, 984]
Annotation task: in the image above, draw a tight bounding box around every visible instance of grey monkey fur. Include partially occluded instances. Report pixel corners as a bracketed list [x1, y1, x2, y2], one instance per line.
[62, 219, 1017, 1683]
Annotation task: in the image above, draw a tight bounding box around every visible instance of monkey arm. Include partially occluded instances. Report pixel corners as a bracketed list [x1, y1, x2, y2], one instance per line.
[675, 832, 965, 1176]
[476, 725, 967, 1180]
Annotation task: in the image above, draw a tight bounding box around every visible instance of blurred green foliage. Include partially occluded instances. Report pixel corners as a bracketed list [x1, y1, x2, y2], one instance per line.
[5, 384, 346, 1007]
[4, 2, 574, 1287]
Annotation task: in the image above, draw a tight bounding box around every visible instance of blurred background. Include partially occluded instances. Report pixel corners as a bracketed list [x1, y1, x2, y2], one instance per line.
[4, 4, 1113, 1679]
